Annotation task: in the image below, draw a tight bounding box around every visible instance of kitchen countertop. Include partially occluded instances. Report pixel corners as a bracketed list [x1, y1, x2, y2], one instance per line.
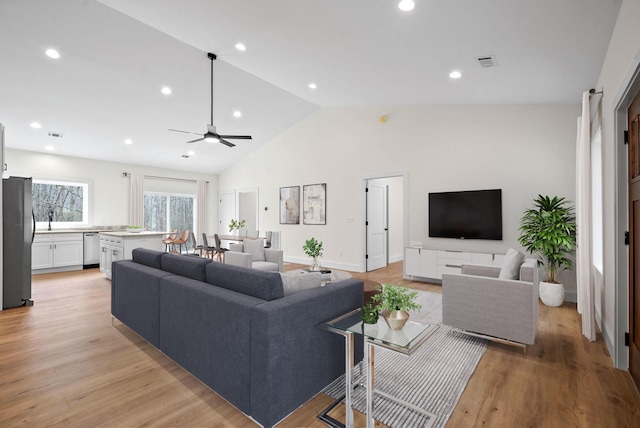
[99, 231, 169, 237]
[35, 229, 111, 234]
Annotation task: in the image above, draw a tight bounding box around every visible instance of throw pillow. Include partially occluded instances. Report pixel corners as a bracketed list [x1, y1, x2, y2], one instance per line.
[243, 239, 266, 262]
[499, 248, 525, 280]
[280, 271, 322, 296]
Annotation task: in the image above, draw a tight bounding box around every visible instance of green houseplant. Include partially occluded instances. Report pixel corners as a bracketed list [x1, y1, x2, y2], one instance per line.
[302, 237, 323, 271]
[228, 219, 246, 233]
[517, 194, 576, 306]
[371, 284, 421, 330]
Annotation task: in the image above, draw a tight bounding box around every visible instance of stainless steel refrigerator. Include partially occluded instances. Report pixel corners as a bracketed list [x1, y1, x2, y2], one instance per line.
[2, 176, 34, 309]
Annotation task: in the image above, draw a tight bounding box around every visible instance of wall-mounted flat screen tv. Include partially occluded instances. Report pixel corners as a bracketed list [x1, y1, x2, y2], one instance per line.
[429, 189, 502, 240]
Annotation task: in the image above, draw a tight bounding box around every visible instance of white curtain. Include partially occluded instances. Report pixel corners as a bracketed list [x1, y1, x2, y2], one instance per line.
[575, 91, 596, 341]
[129, 173, 144, 227]
[196, 179, 207, 240]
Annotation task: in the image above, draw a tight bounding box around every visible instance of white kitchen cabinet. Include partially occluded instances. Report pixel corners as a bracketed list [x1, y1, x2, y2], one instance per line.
[404, 247, 503, 282]
[99, 232, 164, 279]
[32, 233, 83, 273]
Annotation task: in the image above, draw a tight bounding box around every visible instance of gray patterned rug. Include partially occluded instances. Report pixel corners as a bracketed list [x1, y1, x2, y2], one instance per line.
[322, 290, 487, 428]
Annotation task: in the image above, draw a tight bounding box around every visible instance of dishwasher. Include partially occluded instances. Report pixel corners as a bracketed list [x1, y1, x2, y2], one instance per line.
[83, 232, 100, 268]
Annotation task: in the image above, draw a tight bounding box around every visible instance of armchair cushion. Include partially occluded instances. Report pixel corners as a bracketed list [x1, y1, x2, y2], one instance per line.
[499, 248, 525, 280]
[244, 239, 266, 262]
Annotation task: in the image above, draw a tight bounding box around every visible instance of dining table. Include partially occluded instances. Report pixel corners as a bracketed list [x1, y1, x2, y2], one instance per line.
[214, 234, 264, 242]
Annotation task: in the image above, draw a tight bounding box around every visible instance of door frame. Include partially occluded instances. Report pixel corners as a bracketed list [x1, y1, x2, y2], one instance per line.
[614, 56, 640, 370]
[359, 171, 408, 273]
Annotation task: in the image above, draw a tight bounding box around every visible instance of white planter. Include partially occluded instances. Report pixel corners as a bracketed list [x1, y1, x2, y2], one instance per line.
[539, 281, 564, 307]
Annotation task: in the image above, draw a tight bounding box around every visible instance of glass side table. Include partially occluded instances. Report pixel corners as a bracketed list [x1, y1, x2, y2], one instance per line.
[319, 309, 438, 428]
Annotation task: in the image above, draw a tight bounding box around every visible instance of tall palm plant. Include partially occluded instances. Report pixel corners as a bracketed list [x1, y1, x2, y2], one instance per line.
[517, 195, 576, 283]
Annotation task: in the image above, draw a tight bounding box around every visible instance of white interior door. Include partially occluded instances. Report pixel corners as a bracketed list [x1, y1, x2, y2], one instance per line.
[366, 180, 388, 271]
[219, 191, 236, 235]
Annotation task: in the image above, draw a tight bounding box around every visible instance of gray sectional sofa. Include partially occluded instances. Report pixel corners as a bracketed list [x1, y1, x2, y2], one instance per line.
[111, 248, 364, 427]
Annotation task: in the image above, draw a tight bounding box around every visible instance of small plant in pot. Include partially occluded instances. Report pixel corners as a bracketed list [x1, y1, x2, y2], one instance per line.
[228, 219, 246, 234]
[371, 284, 421, 330]
[302, 237, 323, 271]
[518, 194, 576, 307]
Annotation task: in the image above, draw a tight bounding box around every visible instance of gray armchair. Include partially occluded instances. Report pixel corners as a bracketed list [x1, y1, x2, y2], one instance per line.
[225, 240, 283, 272]
[442, 258, 539, 346]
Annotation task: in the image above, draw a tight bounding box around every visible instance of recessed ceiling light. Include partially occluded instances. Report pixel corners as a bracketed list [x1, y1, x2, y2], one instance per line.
[449, 71, 462, 79]
[45, 145, 54, 151]
[161, 86, 172, 95]
[308, 83, 317, 89]
[30, 122, 42, 129]
[398, 0, 415, 11]
[235, 43, 246, 51]
[124, 139, 133, 145]
[45, 49, 60, 59]
[187, 150, 195, 156]
[233, 110, 242, 118]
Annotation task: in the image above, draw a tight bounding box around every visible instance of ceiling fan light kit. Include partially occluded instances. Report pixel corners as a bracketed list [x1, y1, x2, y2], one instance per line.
[168, 52, 252, 148]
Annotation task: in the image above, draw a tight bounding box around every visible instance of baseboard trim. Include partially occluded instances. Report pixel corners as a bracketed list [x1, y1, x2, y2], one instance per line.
[564, 290, 577, 303]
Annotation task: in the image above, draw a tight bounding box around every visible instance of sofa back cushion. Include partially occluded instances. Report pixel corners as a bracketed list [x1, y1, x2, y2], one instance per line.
[243, 239, 266, 262]
[161, 253, 211, 282]
[206, 262, 284, 301]
[132, 248, 164, 270]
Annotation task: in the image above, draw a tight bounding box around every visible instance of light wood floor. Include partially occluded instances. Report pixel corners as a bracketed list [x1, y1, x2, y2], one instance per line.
[0, 262, 638, 427]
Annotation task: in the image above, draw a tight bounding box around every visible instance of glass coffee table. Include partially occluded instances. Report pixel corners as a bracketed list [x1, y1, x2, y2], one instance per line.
[319, 309, 438, 428]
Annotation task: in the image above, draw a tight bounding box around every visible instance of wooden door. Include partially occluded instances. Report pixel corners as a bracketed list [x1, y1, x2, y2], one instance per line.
[628, 88, 640, 389]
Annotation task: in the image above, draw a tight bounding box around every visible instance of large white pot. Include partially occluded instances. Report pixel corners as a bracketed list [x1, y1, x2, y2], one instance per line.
[539, 281, 564, 307]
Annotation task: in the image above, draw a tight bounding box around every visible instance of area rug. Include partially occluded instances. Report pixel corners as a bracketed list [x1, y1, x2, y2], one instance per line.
[322, 290, 487, 428]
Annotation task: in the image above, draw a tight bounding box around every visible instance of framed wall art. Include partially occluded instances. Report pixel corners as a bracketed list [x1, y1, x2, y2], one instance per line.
[279, 186, 300, 224]
[303, 183, 326, 225]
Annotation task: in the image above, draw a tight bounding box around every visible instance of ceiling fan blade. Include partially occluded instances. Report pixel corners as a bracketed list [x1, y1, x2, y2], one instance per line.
[219, 135, 252, 140]
[169, 128, 202, 136]
[186, 137, 205, 144]
[219, 139, 236, 147]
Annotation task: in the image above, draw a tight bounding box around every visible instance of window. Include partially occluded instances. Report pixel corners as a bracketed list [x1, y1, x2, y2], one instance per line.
[33, 179, 90, 227]
[144, 192, 195, 250]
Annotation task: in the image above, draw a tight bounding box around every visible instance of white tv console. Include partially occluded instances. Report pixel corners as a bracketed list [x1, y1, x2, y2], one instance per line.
[404, 247, 505, 283]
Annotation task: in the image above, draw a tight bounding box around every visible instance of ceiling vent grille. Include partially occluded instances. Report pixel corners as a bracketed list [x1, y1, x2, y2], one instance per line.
[47, 132, 65, 138]
[476, 55, 497, 68]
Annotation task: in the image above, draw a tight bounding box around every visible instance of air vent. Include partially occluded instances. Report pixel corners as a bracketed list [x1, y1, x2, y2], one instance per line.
[47, 132, 65, 138]
[476, 55, 497, 68]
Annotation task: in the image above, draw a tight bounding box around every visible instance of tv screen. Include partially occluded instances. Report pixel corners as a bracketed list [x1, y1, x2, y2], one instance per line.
[429, 189, 502, 240]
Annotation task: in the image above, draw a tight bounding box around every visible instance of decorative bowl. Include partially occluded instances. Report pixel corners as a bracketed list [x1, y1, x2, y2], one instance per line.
[126, 227, 144, 233]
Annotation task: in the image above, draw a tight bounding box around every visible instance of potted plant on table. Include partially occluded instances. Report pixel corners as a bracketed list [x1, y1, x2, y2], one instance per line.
[228, 219, 246, 234]
[302, 237, 323, 271]
[518, 194, 576, 307]
[371, 284, 421, 330]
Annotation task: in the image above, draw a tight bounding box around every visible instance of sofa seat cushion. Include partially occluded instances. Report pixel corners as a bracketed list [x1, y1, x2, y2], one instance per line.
[280, 271, 322, 296]
[244, 239, 266, 262]
[252, 261, 280, 272]
[132, 248, 164, 269]
[499, 248, 525, 280]
[206, 262, 284, 301]
[161, 252, 211, 282]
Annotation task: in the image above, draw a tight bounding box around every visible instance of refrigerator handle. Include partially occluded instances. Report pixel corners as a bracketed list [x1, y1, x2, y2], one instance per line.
[32, 209, 36, 243]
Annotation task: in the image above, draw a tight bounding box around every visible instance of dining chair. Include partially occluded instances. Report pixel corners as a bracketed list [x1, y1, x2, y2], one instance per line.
[213, 233, 228, 262]
[163, 229, 178, 252]
[201, 233, 216, 259]
[172, 229, 191, 254]
[264, 231, 272, 248]
[191, 233, 205, 256]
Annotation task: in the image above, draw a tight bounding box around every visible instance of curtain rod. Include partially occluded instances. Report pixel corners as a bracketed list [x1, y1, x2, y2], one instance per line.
[589, 88, 603, 97]
[122, 172, 208, 184]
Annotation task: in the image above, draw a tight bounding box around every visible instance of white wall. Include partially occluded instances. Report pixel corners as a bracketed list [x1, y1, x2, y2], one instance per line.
[594, 0, 640, 368]
[219, 104, 579, 286]
[4, 149, 219, 234]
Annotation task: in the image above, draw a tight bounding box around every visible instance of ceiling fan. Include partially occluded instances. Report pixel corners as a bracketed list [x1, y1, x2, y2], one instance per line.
[169, 52, 251, 147]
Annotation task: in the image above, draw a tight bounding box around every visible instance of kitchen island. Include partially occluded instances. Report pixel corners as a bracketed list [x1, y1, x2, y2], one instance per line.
[99, 231, 167, 279]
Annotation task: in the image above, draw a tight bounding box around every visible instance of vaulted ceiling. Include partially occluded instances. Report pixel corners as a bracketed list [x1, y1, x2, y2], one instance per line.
[0, 0, 622, 173]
